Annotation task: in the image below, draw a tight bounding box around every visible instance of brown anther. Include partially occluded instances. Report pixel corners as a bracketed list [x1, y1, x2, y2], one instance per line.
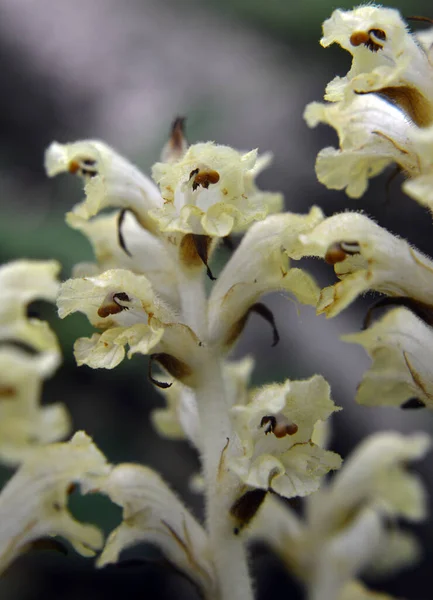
[0, 385, 16, 398]
[66, 483, 77, 495]
[190, 168, 220, 191]
[97, 292, 131, 318]
[350, 29, 386, 52]
[68, 160, 80, 174]
[350, 31, 370, 46]
[68, 157, 97, 177]
[325, 241, 360, 265]
[260, 415, 298, 438]
[325, 243, 348, 265]
[274, 422, 298, 438]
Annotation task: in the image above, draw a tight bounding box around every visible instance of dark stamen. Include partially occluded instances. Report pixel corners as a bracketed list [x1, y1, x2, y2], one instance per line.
[117, 209, 132, 257]
[249, 303, 280, 347]
[170, 116, 186, 151]
[27, 538, 68, 556]
[148, 354, 172, 389]
[363, 296, 433, 330]
[401, 397, 426, 409]
[113, 292, 130, 303]
[0, 340, 38, 356]
[230, 489, 267, 534]
[222, 235, 234, 251]
[407, 15, 433, 26]
[192, 234, 216, 280]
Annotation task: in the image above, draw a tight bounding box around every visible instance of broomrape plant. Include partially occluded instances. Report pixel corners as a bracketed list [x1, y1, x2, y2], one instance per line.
[0, 5, 432, 600]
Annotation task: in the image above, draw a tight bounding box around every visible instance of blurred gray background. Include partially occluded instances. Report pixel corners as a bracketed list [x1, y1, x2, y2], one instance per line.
[0, 0, 433, 598]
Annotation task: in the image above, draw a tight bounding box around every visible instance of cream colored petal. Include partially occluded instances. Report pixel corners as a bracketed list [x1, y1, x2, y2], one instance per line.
[402, 123, 433, 209]
[97, 464, 216, 595]
[0, 348, 71, 466]
[339, 581, 400, 600]
[151, 381, 200, 447]
[310, 507, 384, 600]
[0, 260, 60, 305]
[0, 431, 109, 573]
[305, 94, 417, 198]
[323, 431, 430, 522]
[0, 260, 61, 366]
[315, 146, 392, 199]
[367, 529, 421, 577]
[208, 208, 323, 346]
[320, 7, 433, 126]
[343, 308, 433, 410]
[57, 268, 174, 327]
[229, 375, 341, 498]
[299, 212, 433, 317]
[416, 27, 433, 57]
[404, 173, 433, 210]
[150, 142, 282, 236]
[311, 419, 331, 449]
[68, 212, 181, 309]
[270, 443, 342, 499]
[74, 324, 164, 370]
[45, 140, 161, 229]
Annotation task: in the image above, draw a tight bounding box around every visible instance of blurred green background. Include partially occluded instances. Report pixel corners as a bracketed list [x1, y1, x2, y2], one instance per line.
[1, 0, 433, 598]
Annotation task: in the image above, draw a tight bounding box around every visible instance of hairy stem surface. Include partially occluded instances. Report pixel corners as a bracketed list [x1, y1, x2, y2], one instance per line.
[179, 270, 254, 600]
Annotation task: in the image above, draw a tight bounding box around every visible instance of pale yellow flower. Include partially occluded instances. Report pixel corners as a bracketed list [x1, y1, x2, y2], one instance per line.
[0, 260, 61, 357]
[67, 211, 181, 309]
[46, 139, 281, 240]
[252, 432, 429, 600]
[321, 6, 433, 126]
[98, 463, 216, 596]
[344, 307, 433, 410]
[0, 348, 70, 465]
[0, 260, 70, 463]
[0, 432, 109, 574]
[151, 143, 282, 237]
[45, 140, 161, 232]
[339, 581, 401, 600]
[229, 375, 341, 498]
[207, 207, 323, 348]
[298, 212, 433, 317]
[304, 92, 418, 198]
[57, 269, 200, 379]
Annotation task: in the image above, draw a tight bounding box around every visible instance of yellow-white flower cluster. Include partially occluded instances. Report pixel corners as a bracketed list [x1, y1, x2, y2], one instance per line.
[3, 8, 432, 596]
[252, 431, 430, 600]
[0, 260, 69, 464]
[305, 5, 433, 205]
[40, 120, 345, 598]
[302, 5, 433, 413]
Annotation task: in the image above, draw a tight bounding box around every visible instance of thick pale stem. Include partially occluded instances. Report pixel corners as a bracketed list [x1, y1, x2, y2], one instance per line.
[178, 270, 254, 600]
[178, 271, 208, 341]
[195, 358, 255, 600]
